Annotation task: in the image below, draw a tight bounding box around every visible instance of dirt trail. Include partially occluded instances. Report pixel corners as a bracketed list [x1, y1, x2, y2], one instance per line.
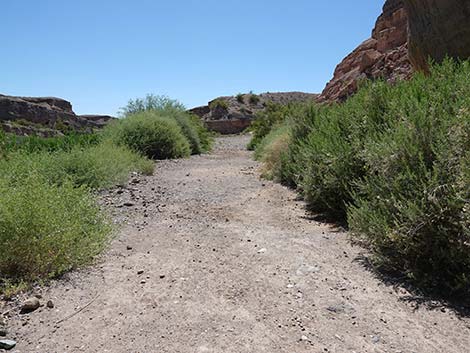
[3, 135, 470, 353]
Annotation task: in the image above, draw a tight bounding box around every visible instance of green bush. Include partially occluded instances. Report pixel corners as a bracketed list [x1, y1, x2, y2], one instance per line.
[105, 111, 191, 160]
[249, 94, 260, 105]
[119, 94, 185, 117]
[209, 98, 229, 110]
[119, 94, 212, 154]
[0, 173, 111, 286]
[0, 142, 153, 190]
[255, 59, 470, 296]
[236, 93, 245, 104]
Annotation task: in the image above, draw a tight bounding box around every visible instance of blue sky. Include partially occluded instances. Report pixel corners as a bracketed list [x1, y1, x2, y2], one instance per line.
[2, 1, 383, 115]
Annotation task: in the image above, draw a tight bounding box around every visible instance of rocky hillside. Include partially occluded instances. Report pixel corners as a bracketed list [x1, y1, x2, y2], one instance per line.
[190, 92, 318, 134]
[319, 0, 412, 102]
[0, 94, 115, 137]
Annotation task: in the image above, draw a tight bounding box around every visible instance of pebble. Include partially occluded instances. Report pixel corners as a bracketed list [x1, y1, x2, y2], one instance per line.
[0, 340, 16, 350]
[21, 297, 41, 313]
[126, 245, 133, 250]
[137, 270, 144, 275]
[0, 328, 7, 337]
[47, 300, 55, 309]
[257, 248, 267, 254]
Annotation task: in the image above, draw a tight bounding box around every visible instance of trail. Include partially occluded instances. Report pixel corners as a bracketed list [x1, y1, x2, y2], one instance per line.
[4, 135, 469, 353]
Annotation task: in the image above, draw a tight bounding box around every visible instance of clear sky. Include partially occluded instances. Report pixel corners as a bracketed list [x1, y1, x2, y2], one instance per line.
[2, 1, 383, 115]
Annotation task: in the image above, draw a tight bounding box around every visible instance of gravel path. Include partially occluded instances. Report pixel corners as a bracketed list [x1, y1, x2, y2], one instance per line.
[2, 135, 470, 352]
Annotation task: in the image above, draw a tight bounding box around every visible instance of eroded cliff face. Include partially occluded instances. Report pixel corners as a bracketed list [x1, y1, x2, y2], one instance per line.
[320, 0, 412, 102]
[405, 0, 470, 72]
[0, 94, 115, 137]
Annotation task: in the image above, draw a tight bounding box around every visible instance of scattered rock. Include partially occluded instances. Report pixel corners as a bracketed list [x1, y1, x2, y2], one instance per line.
[21, 297, 40, 313]
[122, 202, 135, 207]
[46, 300, 54, 309]
[137, 270, 144, 275]
[0, 339, 16, 350]
[0, 328, 7, 337]
[257, 248, 267, 254]
[126, 245, 133, 250]
[159, 275, 166, 279]
[296, 264, 320, 276]
[326, 303, 355, 315]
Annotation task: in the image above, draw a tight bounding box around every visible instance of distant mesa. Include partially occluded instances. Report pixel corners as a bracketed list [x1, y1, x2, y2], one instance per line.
[0, 94, 115, 137]
[190, 92, 318, 134]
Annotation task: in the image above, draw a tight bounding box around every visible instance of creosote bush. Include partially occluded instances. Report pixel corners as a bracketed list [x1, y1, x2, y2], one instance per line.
[251, 59, 470, 296]
[0, 173, 111, 284]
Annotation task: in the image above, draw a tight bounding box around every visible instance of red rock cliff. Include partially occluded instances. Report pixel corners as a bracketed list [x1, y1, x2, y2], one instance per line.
[320, 0, 412, 102]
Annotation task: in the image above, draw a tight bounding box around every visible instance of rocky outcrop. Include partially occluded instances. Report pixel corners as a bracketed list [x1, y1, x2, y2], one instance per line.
[191, 92, 318, 134]
[405, 0, 470, 72]
[0, 94, 115, 136]
[320, 0, 412, 102]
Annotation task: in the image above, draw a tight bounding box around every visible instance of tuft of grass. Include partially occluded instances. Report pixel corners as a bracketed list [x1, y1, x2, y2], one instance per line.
[254, 125, 291, 181]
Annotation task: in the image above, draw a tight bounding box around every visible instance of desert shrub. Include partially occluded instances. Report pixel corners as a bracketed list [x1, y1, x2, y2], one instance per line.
[0, 141, 153, 190]
[119, 94, 212, 154]
[236, 93, 245, 104]
[347, 60, 470, 294]
[209, 98, 229, 110]
[273, 59, 470, 295]
[2, 132, 100, 154]
[254, 125, 291, 181]
[0, 173, 111, 286]
[248, 103, 289, 150]
[105, 111, 191, 160]
[119, 94, 185, 117]
[249, 94, 260, 105]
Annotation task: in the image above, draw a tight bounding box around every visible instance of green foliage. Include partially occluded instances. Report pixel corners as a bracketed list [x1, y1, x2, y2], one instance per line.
[0, 126, 155, 291]
[118, 94, 212, 155]
[119, 94, 185, 117]
[0, 143, 153, 190]
[105, 111, 191, 160]
[209, 98, 229, 110]
[236, 93, 245, 104]
[247, 102, 310, 150]
[0, 173, 111, 286]
[254, 125, 291, 181]
[249, 94, 260, 105]
[2, 132, 100, 154]
[254, 59, 470, 296]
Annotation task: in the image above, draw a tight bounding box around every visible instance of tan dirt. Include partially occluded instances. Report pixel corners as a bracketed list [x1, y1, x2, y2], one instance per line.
[2, 135, 470, 352]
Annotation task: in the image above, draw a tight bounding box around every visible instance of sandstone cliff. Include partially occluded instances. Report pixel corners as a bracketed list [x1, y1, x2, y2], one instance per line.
[405, 0, 470, 72]
[320, 0, 412, 102]
[0, 94, 115, 137]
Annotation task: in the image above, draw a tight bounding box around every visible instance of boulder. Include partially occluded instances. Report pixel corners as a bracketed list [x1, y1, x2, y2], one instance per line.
[320, 0, 412, 102]
[405, 0, 470, 71]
